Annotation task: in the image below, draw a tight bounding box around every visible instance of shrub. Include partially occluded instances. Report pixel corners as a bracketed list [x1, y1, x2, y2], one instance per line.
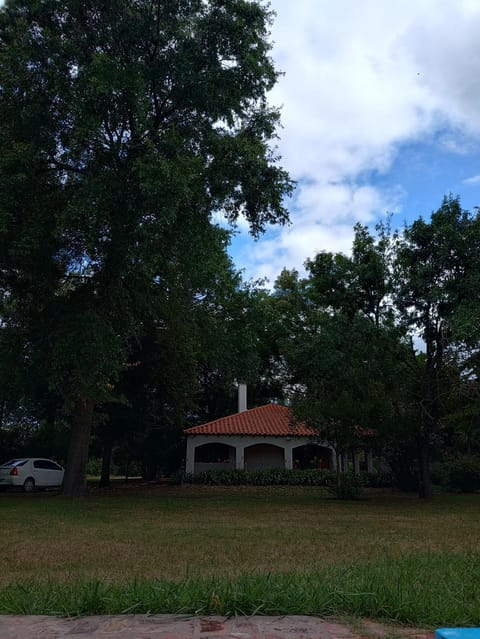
[328, 472, 364, 500]
[86, 457, 103, 476]
[431, 455, 480, 492]
[181, 468, 337, 486]
[363, 470, 393, 488]
[430, 460, 451, 488]
[447, 455, 480, 493]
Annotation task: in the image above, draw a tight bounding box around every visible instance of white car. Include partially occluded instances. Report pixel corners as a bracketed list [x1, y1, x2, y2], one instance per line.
[0, 458, 65, 492]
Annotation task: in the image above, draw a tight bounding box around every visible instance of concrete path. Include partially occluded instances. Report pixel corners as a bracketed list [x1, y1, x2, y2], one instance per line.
[0, 615, 434, 639]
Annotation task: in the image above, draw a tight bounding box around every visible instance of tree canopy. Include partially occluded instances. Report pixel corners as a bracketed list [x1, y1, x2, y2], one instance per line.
[269, 202, 480, 497]
[0, 0, 293, 495]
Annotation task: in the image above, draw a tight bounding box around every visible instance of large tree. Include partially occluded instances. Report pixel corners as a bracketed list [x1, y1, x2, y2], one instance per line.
[0, 0, 292, 495]
[273, 252, 398, 477]
[393, 196, 480, 497]
[289, 312, 398, 473]
[305, 221, 393, 327]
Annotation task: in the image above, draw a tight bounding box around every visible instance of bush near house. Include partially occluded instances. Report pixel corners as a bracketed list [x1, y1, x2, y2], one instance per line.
[181, 468, 393, 488]
[364, 470, 393, 488]
[432, 455, 480, 493]
[182, 468, 335, 486]
[328, 473, 364, 500]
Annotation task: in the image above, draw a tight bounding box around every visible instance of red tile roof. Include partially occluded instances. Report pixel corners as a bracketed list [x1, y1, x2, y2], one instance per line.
[184, 404, 316, 437]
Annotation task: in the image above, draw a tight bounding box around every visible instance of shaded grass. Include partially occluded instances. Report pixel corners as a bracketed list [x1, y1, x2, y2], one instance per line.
[1, 486, 480, 624]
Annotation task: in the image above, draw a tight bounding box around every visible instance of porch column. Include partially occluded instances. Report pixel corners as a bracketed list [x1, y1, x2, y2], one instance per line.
[185, 438, 195, 474]
[366, 449, 374, 473]
[330, 449, 337, 471]
[235, 444, 245, 470]
[342, 452, 349, 473]
[353, 451, 361, 475]
[284, 442, 293, 470]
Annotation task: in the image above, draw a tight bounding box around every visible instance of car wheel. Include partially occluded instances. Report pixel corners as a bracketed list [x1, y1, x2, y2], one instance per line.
[23, 477, 35, 493]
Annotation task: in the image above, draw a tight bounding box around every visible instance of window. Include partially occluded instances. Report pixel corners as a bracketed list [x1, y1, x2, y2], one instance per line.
[33, 460, 62, 470]
[2, 459, 28, 467]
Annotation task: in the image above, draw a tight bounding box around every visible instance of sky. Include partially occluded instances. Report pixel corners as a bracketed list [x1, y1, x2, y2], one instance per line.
[227, 0, 480, 284]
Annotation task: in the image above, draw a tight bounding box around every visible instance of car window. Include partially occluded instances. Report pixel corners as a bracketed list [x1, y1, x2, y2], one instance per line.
[33, 459, 62, 470]
[44, 461, 62, 471]
[1, 459, 28, 467]
[1, 460, 18, 467]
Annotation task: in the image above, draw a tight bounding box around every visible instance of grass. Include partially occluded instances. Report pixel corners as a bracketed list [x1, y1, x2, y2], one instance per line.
[1, 485, 480, 624]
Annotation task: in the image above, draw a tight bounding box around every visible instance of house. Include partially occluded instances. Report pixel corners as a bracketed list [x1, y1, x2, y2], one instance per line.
[184, 384, 340, 474]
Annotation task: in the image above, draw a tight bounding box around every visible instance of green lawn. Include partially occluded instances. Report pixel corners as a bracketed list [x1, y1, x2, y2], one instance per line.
[1, 485, 480, 624]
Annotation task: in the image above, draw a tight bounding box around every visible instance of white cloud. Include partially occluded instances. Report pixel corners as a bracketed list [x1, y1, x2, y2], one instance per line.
[295, 181, 402, 227]
[437, 133, 475, 155]
[235, 222, 355, 285]
[463, 174, 480, 185]
[404, 5, 480, 133]
[269, 0, 437, 178]
[231, 0, 480, 281]
[233, 180, 401, 286]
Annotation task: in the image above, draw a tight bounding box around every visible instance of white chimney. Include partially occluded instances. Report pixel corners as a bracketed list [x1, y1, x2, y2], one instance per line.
[238, 383, 247, 413]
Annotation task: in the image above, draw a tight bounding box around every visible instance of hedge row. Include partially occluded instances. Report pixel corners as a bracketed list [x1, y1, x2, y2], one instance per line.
[180, 468, 392, 487]
[180, 458, 480, 493]
[432, 455, 480, 492]
[181, 468, 335, 485]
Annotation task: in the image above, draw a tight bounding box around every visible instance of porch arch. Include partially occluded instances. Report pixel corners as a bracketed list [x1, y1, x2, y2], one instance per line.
[244, 443, 284, 470]
[293, 443, 332, 470]
[193, 442, 236, 474]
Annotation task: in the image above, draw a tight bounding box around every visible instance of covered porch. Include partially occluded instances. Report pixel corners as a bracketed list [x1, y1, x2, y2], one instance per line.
[185, 434, 337, 474]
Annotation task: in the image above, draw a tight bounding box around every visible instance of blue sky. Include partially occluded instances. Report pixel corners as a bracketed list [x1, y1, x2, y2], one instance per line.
[228, 0, 480, 284]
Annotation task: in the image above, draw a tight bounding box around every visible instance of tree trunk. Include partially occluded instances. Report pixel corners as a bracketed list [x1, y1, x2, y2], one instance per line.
[63, 397, 94, 497]
[99, 439, 112, 487]
[417, 439, 433, 499]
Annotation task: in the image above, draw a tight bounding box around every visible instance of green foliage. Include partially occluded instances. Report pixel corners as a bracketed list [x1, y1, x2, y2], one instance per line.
[328, 472, 364, 500]
[432, 455, 480, 493]
[363, 471, 393, 488]
[288, 312, 399, 453]
[0, 417, 69, 463]
[194, 279, 275, 422]
[181, 468, 336, 486]
[273, 225, 402, 461]
[85, 457, 103, 476]
[306, 221, 393, 326]
[0, 0, 292, 494]
[271, 199, 480, 500]
[178, 469, 391, 489]
[384, 442, 419, 492]
[393, 196, 480, 497]
[0, 420, 38, 461]
[447, 457, 480, 493]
